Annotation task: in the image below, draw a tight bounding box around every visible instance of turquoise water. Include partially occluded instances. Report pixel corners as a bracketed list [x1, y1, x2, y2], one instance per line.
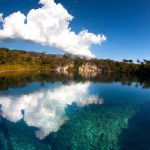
[0, 72, 150, 150]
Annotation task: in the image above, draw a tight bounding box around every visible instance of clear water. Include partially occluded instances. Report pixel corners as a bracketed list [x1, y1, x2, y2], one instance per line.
[0, 72, 150, 150]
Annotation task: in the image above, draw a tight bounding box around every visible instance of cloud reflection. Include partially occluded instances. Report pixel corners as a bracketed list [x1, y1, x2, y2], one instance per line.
[0, 82, 102, 139]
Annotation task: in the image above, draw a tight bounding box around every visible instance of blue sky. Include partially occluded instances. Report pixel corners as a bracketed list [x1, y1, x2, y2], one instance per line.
[0, 0, 150, 61]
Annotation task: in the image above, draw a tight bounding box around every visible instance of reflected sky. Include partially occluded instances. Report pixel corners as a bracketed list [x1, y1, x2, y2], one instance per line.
[0, 82, 102, 139]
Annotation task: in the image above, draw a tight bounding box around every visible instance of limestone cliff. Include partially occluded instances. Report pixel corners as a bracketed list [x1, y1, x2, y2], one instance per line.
[56, 63, 74, 74]
[79, 63, 101, 78]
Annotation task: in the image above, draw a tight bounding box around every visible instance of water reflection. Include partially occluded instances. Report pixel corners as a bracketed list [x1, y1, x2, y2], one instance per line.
[0, 82, 102, 139]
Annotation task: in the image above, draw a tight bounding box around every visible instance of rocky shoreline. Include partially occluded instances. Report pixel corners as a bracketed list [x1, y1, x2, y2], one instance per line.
[0, 63, 102, 79]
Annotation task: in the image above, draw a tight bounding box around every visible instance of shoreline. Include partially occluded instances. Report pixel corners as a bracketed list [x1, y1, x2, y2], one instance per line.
[0, 69, 51, 73]
[0, 64, 52, 73]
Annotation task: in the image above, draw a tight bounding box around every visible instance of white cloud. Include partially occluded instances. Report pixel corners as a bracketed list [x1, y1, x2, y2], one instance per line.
[0, 82, 103, 139]
[0, 0, 106, 57]
[0, 13, 3, 22]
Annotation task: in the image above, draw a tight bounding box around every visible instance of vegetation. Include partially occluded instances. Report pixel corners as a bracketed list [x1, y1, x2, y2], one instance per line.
[0, 47, 150, 76]
[0, 47, 73, 71]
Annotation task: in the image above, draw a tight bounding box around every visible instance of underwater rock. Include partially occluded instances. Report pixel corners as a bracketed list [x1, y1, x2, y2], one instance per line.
[50, 104, 137, 150]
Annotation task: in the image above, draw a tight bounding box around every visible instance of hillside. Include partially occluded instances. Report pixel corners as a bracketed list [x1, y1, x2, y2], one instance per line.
[0, 48, 150, 76]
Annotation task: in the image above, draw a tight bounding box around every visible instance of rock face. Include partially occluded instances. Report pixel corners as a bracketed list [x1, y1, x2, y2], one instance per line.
[55, 62, 101, 78]
[56, 63, 74, 74]
[79, 63, 101, 78]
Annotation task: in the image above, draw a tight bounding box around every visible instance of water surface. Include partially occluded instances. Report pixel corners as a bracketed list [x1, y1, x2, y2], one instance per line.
[0, 72, 150, 150]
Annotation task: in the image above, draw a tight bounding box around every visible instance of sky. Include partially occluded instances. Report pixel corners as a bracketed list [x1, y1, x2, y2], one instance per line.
[0, 0, 150, 61]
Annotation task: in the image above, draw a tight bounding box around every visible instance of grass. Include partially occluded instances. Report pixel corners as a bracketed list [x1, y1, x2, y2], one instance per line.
[0, 64, 51, 72]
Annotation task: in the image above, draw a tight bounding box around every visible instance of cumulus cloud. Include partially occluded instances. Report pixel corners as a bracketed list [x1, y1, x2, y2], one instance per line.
[0, 82, 103, 139]
[0, 0, 106, 57]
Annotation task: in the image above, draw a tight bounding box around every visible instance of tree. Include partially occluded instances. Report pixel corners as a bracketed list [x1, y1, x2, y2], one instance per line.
[128, 59, 133, 64]
[122, 59, 128, 63]
[137, 59, 140, 64]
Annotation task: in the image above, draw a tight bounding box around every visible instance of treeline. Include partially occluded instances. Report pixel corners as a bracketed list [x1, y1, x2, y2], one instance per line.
[0, 47, 150, 75]
[0, 47, 72, 69]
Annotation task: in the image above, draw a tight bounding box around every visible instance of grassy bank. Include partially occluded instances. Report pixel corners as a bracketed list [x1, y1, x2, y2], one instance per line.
[0, 64, 51, 72]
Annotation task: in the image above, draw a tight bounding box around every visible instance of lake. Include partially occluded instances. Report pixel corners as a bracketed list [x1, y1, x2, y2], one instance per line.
[0, 71, 150, 150]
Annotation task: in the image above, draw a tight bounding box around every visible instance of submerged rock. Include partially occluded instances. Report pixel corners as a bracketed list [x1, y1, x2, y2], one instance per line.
[50, 104, 137, 150]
